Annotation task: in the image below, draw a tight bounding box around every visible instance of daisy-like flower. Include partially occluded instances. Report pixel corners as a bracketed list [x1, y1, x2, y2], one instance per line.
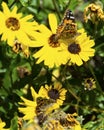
[43, 110, 81, 130]
[83, 77, 96, 90]
[65, 114, 81, 130]
[33, 13, 95, 67]
[18, 86, 42, 121]
[0, 119, 9, 130]
[18, 96, 37, 121]
[62, 29, 95, 66]
[0, 2, 38, 47]
[33, 14, 70, 68]
[18, 86, 59, 122]
[39, 82, 67, 106]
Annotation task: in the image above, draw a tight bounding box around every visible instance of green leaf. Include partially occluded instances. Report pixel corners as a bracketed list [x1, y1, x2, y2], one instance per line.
[3, 70, 12, 89]
[8, 0, 15, 6]
[19, 0, 30, 6]
[83, 121, 95, 129]
[10, 114, 18, 130]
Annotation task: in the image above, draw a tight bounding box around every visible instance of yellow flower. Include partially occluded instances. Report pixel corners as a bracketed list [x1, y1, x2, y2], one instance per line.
[33, 14, 70, 68]
[66, 114, 81, 130]
[43, 110, 81, 130]
[18, 87, 40, 121]
[62, 29, 95, 66]
[39, 82, 67, 106]
[83, 78, 96, 90]
[33, 13, 95, 67]
[0, 2, 38, 47]
[18, 86, 59, 122]
[18, 96, 37, 121]
[0, 119, 9, 130]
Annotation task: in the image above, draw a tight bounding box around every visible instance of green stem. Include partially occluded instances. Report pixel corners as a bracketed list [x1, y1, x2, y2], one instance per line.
[52, 0, 61, 20]
[95, 42, 104, 51]
[60, 62, 81, 102]
[51, 72, 60, 81]
[88, 63, 102, 92]
[61, 60, 70, 77]
[65, 102, 104, 113]
[65, 0, 72, 10]
[68, 87, 81, 102]
[9, 1, 16, 8]
[92, 22, 98, 38]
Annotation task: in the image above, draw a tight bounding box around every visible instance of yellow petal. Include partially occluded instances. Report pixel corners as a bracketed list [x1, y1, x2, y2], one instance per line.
[2, 2, 10, 14]
[20, 97, 36, 107]
[38, 24, 51, 35]
[74, 124, 81, 130]
[0, 122, 6, 129]
[30, 87, 38, 101]
[48, 13, 57, 34]
[11, 6, 18, 14]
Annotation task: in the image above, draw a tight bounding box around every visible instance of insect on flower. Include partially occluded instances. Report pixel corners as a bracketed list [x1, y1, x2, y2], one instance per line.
[56, 9, 78, 40]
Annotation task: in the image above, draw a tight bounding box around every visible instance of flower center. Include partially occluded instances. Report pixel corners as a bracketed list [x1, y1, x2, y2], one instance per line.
[48, 88, 59, 100]
[68, 42, 81, 54]
[5, 17, 20, 31]
[86, 79, 93, 87]
[48, 34, 60, 47]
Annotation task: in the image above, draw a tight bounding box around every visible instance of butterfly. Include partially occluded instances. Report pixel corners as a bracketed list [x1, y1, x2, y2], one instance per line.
[35, 97, 55, 124]
[56, 9, 78, 40]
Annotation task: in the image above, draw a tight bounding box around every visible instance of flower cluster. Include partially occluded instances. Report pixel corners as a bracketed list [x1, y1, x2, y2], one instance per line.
[33, 14, 95, 67]
[0, 1, 100, 130]
[18, 82, 67, 121]
[0, 2, 95, 68]
[18, 83, 81, 130]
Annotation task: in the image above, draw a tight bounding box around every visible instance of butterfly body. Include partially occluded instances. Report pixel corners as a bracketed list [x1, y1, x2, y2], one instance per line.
[56, 9, 78, 40]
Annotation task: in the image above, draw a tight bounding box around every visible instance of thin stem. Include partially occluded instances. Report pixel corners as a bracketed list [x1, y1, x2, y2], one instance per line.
[92, 22, 98, 38]
[65, 102, 104, 113]
[60, 60, 70, 77]
[9, 1, 16, 8]
[68, 88, 81, 102]
[63, 104, 70, 111]
[61, 63, 81, 102]
[95, 42, 104, 51]
[52, 0, 61, 20]
[88, 63, 102, 92]
[65, 0, 72, 10]
[52, 73, 60, 81]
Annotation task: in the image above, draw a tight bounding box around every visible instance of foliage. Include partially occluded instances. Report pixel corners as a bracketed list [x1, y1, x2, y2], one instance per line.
[0, 0, 104, 130]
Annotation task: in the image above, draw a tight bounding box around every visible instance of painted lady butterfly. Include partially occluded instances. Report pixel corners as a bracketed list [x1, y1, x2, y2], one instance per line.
[56, 9, 78, 40]
[36, 97, 55, 124]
